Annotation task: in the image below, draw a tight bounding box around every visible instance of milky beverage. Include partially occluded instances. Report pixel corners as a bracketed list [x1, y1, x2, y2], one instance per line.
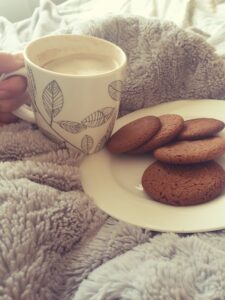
[43, 53, 119, 76]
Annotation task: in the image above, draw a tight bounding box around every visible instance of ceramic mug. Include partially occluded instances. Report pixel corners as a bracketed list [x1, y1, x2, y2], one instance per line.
[0, 34, 127, 154]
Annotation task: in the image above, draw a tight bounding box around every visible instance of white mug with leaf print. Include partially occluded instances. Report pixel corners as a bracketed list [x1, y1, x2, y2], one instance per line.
[1, 35, 127, 154]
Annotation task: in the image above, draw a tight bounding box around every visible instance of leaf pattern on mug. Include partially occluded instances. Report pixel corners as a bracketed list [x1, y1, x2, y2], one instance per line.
[27, 65, 38, 111]
[108, 80, 123, 101]
[42, 80, 64, 123]
[27, 66, 37, 96]
[57, 121, 87, 134]
[81, 107, 115, 128]
[64, 141, 83, 153]
[30, 101, 38, 112]
[95, 110, 118, 152]
[81, 135, 94, 154]
[39, 128, 64, 145]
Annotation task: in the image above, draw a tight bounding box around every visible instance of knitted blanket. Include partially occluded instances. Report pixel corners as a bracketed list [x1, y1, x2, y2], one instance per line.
[1, 1, 225, 299]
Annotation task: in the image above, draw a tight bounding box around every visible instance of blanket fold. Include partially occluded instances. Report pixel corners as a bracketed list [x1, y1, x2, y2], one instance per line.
[75, 15, 225, 116]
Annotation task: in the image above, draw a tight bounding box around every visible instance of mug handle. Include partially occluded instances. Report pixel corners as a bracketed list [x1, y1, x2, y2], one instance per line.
[0, 68, 36, 123]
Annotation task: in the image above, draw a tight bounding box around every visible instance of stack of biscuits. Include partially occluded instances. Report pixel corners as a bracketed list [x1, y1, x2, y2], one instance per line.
[106, 115, 225, 206]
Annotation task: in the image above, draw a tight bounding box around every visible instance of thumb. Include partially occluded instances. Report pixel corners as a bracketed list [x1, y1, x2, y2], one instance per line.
[0, 52, 24, 73]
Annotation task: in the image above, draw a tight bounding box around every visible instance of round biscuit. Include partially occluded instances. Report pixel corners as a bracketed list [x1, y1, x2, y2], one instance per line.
[142, 160, 225, 206]
[154, 136, 225, 164]
[177, 118, 225, 140]
[130, 114, 184, 154]
[106, 116, 161, 153]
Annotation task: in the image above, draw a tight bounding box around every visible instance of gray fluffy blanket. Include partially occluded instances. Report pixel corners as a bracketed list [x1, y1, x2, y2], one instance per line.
[1, 1, 225, 299]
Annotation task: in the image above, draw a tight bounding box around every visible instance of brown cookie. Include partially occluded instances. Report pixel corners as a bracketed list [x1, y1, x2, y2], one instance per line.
[106, 116, 161, 154]
[142, 161, 225, 206]
[154, 136, 225, 164]
[130, 114, 184, 154]
[177, 118, 225, 140]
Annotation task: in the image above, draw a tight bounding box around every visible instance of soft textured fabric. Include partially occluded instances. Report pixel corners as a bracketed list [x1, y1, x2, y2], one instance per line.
[1, 1, 225, 299]
[76, 15, 225, 116]
[75, 233, 225, 300]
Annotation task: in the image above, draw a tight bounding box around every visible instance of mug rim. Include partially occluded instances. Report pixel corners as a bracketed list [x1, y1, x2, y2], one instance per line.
[24, 34, 127, 78]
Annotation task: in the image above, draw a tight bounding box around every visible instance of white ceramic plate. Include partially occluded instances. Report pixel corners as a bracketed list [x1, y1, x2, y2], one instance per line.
[80, 100, 225, 233]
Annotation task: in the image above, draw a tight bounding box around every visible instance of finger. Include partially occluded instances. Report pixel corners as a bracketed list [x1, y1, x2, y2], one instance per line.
[0, 76, 27, 98]
[0, 111, 18, 124]
[0, 52, 24, 73]
[0, 96, 27, 113]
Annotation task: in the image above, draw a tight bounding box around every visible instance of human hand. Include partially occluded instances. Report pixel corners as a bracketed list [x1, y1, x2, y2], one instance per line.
[0, 52, 28, 124]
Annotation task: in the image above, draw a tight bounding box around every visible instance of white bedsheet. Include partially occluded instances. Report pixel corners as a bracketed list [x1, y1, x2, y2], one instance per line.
[1, 0, 225, 56]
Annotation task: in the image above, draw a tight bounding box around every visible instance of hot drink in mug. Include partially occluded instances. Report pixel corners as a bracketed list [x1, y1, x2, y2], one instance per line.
[43, 53, 119, 76]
